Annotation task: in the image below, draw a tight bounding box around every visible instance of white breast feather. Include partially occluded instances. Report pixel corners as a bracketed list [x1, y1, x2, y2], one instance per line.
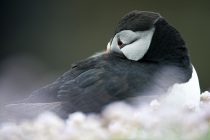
[162, 65, 200, 108]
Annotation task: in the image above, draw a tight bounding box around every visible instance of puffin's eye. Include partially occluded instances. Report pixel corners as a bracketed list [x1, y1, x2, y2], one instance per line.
[117, 39, 123, 47]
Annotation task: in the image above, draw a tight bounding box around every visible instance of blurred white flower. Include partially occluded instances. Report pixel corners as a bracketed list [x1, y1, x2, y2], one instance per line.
[200, 91, 210, 102]
[150, 99, 161, 110]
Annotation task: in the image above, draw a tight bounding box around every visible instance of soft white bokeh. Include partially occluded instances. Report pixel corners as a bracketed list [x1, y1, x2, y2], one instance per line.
[1, 91, 210, 140]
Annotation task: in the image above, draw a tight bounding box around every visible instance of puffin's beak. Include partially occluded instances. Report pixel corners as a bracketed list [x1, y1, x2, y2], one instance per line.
[106, 42, 111, 53]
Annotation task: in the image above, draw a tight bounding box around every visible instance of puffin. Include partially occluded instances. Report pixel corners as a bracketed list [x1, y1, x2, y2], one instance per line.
[5, 11, 200, 119]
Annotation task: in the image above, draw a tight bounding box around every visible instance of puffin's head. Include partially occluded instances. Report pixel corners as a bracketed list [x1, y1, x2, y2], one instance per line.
[107, 11, 186, 63]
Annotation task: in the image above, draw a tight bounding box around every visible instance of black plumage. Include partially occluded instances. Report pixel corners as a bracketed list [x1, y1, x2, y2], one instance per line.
[5, 11, 193, 119]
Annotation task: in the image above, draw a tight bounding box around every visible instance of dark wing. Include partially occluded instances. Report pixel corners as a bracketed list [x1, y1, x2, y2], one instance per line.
[4, 68, 119, 119]
[56, 68, 121, 114]
[5, 52, 174, 119]
[4, 53, 119, 118]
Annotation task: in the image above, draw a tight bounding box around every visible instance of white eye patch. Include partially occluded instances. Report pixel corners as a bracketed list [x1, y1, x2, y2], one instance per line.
[117, 30, 140, 45]
[110, 28, 155, 61]
[121, 28, 155, 61]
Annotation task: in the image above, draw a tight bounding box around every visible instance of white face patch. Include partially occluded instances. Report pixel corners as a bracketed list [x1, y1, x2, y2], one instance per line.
[110, 28, 155, 61]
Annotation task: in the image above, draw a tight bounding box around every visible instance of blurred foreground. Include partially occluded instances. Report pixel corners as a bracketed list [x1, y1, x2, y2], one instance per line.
[1, 91, 210, 140]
